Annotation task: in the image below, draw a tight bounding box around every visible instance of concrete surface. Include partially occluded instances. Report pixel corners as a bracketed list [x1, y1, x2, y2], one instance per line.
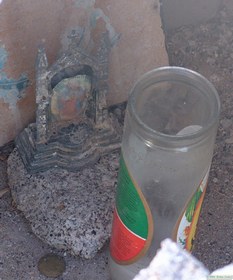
[161, 0, 221, 30]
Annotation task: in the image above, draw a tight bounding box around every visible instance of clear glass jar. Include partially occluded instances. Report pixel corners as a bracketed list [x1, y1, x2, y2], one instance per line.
[109, 67, 220, 280]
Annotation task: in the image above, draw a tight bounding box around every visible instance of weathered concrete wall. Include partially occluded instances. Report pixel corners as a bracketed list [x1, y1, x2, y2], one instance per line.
[0, 0, 68, 145]
[161, 0, 221, 30]
[0, 0, 168, 146]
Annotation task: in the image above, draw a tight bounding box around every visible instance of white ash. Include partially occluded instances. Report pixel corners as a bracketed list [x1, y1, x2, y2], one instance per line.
[7, 148, 119, 259]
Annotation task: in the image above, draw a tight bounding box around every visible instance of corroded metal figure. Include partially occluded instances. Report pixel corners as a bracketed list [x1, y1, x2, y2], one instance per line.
[16, 32, 121, 173]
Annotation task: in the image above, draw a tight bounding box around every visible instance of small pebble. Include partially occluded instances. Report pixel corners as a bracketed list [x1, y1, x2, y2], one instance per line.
[213, 178, 218, 183]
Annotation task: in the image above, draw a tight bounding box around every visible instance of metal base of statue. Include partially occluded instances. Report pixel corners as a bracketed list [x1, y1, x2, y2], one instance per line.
[15, 31, 121, 173]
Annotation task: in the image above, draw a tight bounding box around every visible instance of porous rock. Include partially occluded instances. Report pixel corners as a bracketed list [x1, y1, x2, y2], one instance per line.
[7, 148, 119, 259]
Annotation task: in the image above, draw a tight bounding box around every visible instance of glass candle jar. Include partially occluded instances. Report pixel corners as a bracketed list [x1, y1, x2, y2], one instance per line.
[109, 67, 220, 280]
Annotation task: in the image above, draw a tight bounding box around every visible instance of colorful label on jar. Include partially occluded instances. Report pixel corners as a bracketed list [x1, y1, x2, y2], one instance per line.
[110, 155, 153, 265]
[173, 169, 209, 251]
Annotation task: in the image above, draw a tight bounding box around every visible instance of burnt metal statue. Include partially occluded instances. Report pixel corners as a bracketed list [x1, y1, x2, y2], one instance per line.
[16, 31, 121, 173]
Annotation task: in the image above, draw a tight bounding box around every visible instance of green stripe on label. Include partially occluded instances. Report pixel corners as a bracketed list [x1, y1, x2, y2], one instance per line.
[116, 155, 148, 239]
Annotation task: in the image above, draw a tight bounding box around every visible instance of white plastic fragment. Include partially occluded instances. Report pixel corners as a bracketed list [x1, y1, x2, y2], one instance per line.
[133, 239, 209, 280]
[210, 264, 233, 277]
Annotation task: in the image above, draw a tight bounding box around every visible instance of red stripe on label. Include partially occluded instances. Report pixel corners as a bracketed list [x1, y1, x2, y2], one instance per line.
[110, 209, 146, 263]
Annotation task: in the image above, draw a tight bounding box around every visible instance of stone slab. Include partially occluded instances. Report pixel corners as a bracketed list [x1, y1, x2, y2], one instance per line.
[0, 0, 168, 146]
[95, 0, 169, 105]
[7, 148, 120, 259]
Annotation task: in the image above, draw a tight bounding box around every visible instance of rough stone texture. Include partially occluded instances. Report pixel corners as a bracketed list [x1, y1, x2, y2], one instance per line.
[0, 0, 168, 146]
[7, 148, 120, 259]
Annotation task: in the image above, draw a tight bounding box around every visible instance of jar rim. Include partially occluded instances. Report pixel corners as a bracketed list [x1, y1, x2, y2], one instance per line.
[128, 66, 221, 143]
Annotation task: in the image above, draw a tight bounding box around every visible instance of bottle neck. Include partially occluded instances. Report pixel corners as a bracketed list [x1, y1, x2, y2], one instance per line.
[126, 108, 218, 150]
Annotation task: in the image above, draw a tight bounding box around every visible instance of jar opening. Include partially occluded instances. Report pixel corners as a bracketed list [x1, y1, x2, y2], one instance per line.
[128, 67, 220, 142]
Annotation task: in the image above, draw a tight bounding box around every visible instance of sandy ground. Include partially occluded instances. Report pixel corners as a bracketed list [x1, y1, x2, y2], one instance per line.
[1, 5, 233, 279]
[166, 5, 233, 271]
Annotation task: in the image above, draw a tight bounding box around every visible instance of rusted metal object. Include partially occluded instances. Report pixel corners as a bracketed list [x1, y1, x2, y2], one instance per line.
[15, 32, 121, 173]
[38, 254, 66, 278]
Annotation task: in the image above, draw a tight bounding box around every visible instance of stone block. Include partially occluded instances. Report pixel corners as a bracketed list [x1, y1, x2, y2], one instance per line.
[7, 148, 120, 259]
[0, 0, 168, 146]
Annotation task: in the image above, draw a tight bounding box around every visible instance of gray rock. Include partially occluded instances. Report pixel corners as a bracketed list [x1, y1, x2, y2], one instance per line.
[7, 148, 119, 259]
